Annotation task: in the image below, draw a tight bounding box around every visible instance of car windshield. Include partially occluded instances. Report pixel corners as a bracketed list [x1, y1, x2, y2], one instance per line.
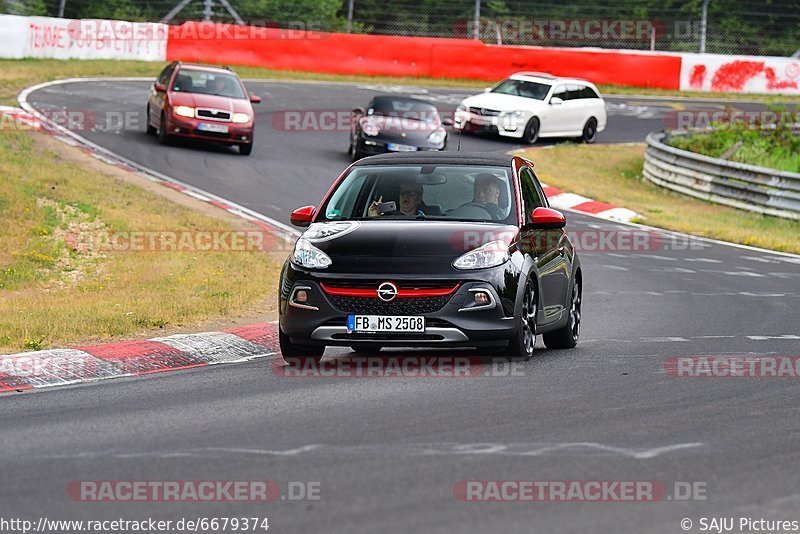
[368, 97, 440, 124]
[171, 70, 246, 99]
[320, 165, 516, 223]
[491, 79, 551, 100]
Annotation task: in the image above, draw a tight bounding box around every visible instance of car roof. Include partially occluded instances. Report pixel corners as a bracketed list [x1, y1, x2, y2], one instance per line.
[371, 95, 437, 107]
[175, 63, 239, 76]
[509, 71, 595, 87]
[353, 151, 513, 168]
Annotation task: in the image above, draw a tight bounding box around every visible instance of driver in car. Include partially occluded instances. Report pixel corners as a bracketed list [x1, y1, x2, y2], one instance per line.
[368, 180, 425, 217]
[466, 173, 504, 219]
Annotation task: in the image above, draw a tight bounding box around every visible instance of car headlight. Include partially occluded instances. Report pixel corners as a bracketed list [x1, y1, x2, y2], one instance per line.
[453, 240, 509, 270]
[361, 118, 380, 137]
[427, 127, 446, 146]
[456, 104, 467, 112]
[232, 112, 251, 124]
[174, 106, 194, 118]
[504, 110, 525, 118]
[292, 238, 332, 269]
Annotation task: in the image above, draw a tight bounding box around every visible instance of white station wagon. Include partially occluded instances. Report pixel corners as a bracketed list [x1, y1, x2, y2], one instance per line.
[454, 72, 607, 144]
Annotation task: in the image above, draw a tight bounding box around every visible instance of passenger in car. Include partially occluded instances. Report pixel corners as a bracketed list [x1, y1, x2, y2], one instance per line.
[368, 180, 426, 217]
[469, 173, 504, 219]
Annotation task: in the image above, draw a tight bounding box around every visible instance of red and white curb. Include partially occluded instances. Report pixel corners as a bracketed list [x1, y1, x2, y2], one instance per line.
[0, 323, 279, 393]
[541, 183, 639, 223]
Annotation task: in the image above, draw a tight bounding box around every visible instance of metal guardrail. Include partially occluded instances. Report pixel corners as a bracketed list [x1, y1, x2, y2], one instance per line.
[643, 130, 800, 220]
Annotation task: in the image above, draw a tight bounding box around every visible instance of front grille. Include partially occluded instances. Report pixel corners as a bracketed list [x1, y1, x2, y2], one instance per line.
[470, 107, 500, 116]
[321, 279, 457, 290]
[196, 108, 231, 121]
[328, 295, 451, 315]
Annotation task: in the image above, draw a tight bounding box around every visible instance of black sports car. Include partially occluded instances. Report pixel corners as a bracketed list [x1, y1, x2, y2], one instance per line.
[348, 96, 454, 160]
[279, 152, 582, 362]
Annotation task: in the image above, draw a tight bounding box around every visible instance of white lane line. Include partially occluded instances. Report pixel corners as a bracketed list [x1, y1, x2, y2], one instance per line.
[746, 335, 800, 341]
[700, 270, 765, 277]
[641, 337, 690, 342]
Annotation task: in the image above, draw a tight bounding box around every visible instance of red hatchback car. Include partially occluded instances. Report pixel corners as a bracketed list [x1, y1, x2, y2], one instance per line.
[146, 62, 261, 155]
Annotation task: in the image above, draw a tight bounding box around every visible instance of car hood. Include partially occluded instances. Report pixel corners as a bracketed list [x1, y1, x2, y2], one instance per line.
[169, 92, 253, 114]
[363, 116, 443, 146]
[302, 220, 519, 274]
[461, 92, 547, 112]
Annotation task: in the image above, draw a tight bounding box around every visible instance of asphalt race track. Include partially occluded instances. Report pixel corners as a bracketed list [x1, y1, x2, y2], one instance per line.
[3, 79, 799, 533]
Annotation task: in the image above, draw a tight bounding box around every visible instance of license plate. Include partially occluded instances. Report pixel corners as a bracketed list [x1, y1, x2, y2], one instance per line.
[197, 122, 229, 133]
[471, 116, 487, 125]
[347, 315, 425, 333]
[387, 143, 417, 152]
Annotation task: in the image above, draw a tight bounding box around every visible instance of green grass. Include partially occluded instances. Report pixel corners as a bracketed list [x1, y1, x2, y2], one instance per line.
[667, 120, 800, 173]
[520, 143, 800, 254]
[1, 59, 798, 107]
[0, 131, 283, 353]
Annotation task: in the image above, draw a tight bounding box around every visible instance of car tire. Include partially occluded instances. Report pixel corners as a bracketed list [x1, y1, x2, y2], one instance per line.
[350, 138, 364, 161]
[239, 142, 253, 155]
[581, 118, 598, 144]
[350, 344, 380, 354]
[146, 105, 156, 135]
[279, 328, 324, 365]
[157, 112, 170, 145]
[523, 117, 540, 144]
[542, 275, 581, 349]
[507, 280, 537, 361]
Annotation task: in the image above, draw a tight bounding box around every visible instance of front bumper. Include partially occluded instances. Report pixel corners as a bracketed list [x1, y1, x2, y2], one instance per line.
[167, 115, 253, 145]
[454, 110, 526, 139]
[355, 135, 444, 156]
[279, 264, 519, 348]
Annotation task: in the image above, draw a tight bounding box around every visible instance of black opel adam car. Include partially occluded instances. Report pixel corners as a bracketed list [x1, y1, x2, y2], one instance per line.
[348, 95, 453, 160]
[279, 152, 582, 362]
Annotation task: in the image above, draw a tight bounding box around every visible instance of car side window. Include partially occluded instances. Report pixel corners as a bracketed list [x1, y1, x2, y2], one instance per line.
[519, 167, 545, 224]
[551, 85, 569, 102]
[581, 86, 600, 99]
[566, 84, 584, 100]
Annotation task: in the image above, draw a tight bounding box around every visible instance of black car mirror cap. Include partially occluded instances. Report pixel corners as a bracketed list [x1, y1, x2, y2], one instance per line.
[441, 117, 455, 127]
[250, 94, 262, 104]
[290, 205, 316, 227]
[352, 107, 366, 115]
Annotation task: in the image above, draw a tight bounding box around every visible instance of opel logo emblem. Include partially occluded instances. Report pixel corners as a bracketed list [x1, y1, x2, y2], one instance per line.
[377, 282, 398, 302]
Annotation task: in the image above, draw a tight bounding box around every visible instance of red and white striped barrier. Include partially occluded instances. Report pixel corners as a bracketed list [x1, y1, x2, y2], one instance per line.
[542, 184, 638, 222]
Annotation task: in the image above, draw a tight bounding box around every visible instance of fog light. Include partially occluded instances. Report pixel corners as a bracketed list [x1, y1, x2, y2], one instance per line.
[474, 291, 491, 306]
[364, 140, 378, 146]
[295, 290, 308, 303]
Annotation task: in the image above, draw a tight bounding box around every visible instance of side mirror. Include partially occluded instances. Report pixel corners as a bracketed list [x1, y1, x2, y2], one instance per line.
[154, 82, 166, 93]
[352, 106, 365, 115]
[550, 97, 563, 105]
[530, 207, 566, 229]
[290, 205, 316, 227]
[441, 117, 455, 127]
[250, 94, 262, 104]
